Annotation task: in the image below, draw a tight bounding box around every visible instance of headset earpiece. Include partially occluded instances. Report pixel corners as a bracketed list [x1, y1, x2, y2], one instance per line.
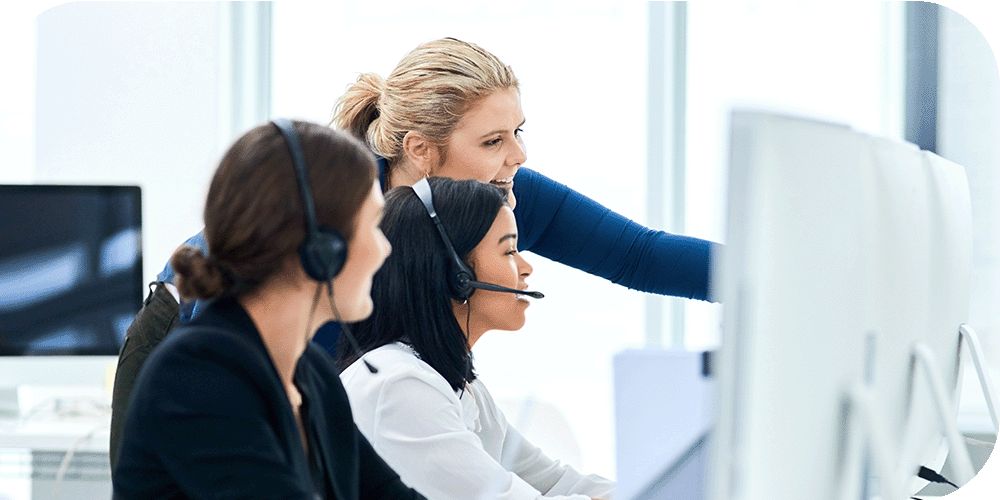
[271, 118, 348, 283]
[300, 228, 347, 282]
[449, 257, 476, 302]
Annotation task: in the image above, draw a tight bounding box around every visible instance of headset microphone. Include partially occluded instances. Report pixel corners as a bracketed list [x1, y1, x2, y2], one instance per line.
[466, 279, 545, 299]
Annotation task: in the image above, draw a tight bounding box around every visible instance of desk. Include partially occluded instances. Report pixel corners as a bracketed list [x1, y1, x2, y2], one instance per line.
[614, 349, 714, 500]
[0, 415, 111, 500]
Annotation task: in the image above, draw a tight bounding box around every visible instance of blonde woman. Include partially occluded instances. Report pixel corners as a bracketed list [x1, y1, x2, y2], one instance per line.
[333, 37, 716, 305]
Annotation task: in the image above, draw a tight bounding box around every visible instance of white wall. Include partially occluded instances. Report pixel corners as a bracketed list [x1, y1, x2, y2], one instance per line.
[0, 4, 46, 184]
[33, 2, 237, 283]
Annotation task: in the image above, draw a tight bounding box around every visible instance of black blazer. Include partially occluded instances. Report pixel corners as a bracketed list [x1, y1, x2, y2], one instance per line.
[113, 296, 423, 499]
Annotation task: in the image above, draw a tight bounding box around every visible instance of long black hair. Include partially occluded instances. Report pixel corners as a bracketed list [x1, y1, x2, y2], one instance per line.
[336, 177, 508, 391]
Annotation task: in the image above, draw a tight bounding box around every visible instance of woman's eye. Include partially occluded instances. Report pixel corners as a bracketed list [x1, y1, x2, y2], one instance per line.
[506, 249, 518, 256]
[514, 127, 524, 137]
[484, 137, 502, 147]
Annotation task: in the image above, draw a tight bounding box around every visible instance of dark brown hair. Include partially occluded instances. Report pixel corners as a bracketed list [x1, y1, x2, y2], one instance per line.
[171, 121, 376, 300]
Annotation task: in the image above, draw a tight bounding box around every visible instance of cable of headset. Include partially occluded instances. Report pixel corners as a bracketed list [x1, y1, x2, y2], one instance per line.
[460, 303, 472, 399]
[327, 281, 378, 374]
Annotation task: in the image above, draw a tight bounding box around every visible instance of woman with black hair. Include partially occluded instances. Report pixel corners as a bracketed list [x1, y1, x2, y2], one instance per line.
[338, 178, 614, 500]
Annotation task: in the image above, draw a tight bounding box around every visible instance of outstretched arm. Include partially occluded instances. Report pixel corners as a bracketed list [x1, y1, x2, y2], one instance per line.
[513, 167, 718, 302]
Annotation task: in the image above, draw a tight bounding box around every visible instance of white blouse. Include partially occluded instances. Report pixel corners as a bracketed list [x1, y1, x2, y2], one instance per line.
[341, 342, 614, 500]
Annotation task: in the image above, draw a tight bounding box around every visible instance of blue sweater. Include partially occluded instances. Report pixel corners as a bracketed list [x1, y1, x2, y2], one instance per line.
[159, 161, 717, 350]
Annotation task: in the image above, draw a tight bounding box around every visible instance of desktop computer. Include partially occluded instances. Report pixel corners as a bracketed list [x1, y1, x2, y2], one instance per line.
[0, 185, 141, 499]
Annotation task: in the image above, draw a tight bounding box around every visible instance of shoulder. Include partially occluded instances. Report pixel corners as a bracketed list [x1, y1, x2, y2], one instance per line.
[514, 166, 565, 192]
[342, 343, 458, 402]
[153, 322, 263, 368]
[467, 378, 509, 424]
[301, 341, 339, 374]
[468, 378, 499, 406]
[131, 322, 272, 413]
[298, 342, 346, 395]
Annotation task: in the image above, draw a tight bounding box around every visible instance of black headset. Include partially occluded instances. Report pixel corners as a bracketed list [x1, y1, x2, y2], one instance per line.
[271, 118, 348, 282]
[411, 177, 544, 302]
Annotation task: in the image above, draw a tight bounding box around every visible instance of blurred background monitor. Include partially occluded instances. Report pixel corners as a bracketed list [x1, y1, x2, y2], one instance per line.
[0, 185, 142, 356]
[708, 111, 972, 500]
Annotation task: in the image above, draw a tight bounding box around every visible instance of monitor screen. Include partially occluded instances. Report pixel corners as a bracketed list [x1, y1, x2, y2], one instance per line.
[0, 185, 142, 355]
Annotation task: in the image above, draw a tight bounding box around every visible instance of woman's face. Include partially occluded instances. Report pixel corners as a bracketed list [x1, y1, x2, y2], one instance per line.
[434, 87, 527, 207]
[330, 180, 392, 322]
[460, 205, 534, 339]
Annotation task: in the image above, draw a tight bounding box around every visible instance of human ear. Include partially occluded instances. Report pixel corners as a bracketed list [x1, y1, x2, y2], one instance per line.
[401, 131, 437, 177]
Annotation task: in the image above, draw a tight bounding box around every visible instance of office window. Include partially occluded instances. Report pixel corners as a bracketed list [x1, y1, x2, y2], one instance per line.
[0, 6, 38, 183]
[684, 1, 906, 349]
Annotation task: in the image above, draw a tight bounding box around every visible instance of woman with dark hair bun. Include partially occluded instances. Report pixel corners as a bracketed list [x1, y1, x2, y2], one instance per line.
[112, 120, 423, 499]
[339, 177, 613, 500]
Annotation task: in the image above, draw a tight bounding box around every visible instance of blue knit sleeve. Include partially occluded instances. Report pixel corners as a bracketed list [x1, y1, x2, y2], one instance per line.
[157, 232, 208, 322]
[512, 167, 718, 302]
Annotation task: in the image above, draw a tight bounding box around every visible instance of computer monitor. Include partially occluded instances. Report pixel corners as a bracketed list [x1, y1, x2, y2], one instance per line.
[708, 111, 972, 500]
[0, 185, 142, 356]
[708, 111, 872, 500]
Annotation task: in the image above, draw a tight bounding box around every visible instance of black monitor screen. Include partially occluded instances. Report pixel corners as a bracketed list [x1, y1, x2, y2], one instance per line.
[0, 185, 142, 355]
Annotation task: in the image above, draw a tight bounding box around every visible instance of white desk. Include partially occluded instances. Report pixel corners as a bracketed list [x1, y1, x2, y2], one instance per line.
[0, 414, 111, 500]
[614, 349, 714, 500]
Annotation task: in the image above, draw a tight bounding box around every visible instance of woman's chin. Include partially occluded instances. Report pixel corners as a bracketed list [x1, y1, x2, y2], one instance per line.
[505, 315, 527, 332]
[336, 297, 374, 323]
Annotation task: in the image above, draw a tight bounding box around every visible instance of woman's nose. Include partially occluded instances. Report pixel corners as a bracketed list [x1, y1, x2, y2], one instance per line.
[517, 253, 532, 277]
[510, 136, 527, 166]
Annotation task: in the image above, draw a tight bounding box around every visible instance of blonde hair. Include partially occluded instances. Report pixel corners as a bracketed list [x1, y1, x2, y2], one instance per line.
[332, 37, 518, 165]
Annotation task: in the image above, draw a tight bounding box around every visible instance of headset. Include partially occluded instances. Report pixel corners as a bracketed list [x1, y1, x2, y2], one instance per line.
[271, 119, 378, 374]
[411, 177, 544, 302]
[271, 118, 347, 282]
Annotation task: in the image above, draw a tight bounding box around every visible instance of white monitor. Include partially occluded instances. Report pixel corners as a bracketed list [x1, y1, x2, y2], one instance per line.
[708, 111, 873, 500]
[708, 111, 973, 500]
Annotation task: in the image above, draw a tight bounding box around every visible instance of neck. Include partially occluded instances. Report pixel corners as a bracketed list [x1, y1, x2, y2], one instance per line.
[387, 159, 425, 189]
[240, 280, 322, 389]
[453, 301, 486, 349]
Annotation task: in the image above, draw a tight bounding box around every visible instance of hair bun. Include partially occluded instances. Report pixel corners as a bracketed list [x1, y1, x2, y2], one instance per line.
[170, 245, 230, 300]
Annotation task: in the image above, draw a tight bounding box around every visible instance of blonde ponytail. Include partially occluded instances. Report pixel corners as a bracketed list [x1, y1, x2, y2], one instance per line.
[330, 38, 518, 166]
[333, 73, 385, 148]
